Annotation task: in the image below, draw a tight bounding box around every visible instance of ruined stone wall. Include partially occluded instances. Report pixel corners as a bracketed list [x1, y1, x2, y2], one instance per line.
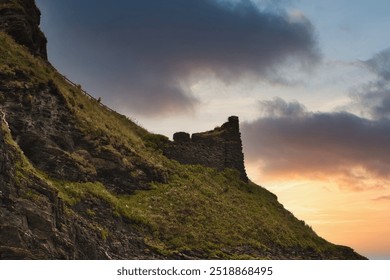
[164, 116, 248, 182]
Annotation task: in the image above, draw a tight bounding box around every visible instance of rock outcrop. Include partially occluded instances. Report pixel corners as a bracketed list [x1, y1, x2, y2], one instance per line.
[0, 0, 47, 58]
[0, 75, 166, 194]
[1, 111, 164, 259]
[164, 116, 248, 182]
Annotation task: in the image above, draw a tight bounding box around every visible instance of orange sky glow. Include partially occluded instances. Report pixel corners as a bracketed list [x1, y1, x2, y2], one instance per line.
[247, 163, 390, 259]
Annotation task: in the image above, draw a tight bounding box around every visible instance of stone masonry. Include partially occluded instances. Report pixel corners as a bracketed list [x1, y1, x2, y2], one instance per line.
[163, 116, 248, 182]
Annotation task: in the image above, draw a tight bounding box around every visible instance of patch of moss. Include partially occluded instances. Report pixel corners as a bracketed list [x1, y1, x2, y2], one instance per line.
[86, 208, 96, 217]
[100, 228, 109, 241]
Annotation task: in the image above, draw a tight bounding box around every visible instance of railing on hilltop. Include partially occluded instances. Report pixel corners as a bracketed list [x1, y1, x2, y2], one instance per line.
[58, 72, 116, 114]
[61, 75, 116, 113]
[46, 64, 143, 128]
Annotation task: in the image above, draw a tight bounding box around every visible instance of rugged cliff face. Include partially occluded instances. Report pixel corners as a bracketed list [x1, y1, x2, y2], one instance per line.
[164, 116, 248, 182]
[0, 76, 166, 195]
[0, 0, 47, 58]
[0, 0, 366, 260]
[0, 116, 162, 259]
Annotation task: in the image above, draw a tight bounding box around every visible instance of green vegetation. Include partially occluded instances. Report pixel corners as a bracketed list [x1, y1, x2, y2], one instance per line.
[0, 0, 24, 12]
[0, 32, 51, 84]
[1, 30, 168, 175]
[0, 31, 360, 259]
[42, 161, 337, 258]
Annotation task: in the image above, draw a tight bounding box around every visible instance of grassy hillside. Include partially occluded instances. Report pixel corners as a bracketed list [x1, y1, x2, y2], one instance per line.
[0, 31, 365, 259]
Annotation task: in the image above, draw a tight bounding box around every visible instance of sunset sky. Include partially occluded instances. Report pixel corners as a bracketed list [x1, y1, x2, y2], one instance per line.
[35, 0, 390, 259]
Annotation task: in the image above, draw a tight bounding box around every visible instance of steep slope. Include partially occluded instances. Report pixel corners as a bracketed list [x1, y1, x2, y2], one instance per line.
[0, 0, 365, 259]
[1, 107, 162, 259]
[0, 0, 46, 58]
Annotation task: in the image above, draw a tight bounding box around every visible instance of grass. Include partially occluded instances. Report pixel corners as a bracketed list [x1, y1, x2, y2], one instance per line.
[44, 161, 336, 258]
[116, 166, 332, 257]
[1, 113, 37, 182]
[1, 31, 169, 175]
[0, 31, 360, 259]
[0, 32, 51, 84]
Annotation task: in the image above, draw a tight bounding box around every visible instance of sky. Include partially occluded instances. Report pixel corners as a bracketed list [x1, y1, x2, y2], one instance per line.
[35, 0, 390, 259]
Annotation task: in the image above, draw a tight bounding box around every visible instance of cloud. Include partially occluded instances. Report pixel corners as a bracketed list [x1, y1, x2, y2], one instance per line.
[37, 0, 319, 116]
[242, 97, 390, 190]
[365, 48, 390, 81]
[258, 97, 306, 118]
[241, 49, 390, 190]
[351, 48, 390, 120]
[373, 195, 390, 201]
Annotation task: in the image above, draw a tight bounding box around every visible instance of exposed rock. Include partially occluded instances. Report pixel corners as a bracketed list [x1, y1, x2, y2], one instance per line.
[164, 116, 248, 182]
[0, 116, 164, 259]
[1, 77, 165, 194]
[0, 0, 47, 58]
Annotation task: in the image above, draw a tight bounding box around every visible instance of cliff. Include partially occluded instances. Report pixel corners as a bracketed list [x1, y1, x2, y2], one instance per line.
[164, 116, 248, 182]
[0, 0, 47, 58]
[0, 0, 366, 260]
[0, 113, 161, 259]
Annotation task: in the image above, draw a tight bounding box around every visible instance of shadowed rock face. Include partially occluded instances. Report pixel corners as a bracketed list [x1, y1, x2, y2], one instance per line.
[0, 0, 47, 58]
[164, 116, 249, 182]
[1, 121, 163, 259]
[0, 77, 166, 195]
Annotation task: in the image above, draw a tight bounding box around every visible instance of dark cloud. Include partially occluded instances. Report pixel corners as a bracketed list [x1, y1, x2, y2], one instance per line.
[351, 48, 390, 120]
[241, 49, 390, 190]
[258, 97, 306, 118]
[242, 98, 390, 190]
[36, 0, 319, 116]
[365, 48, 390, 81]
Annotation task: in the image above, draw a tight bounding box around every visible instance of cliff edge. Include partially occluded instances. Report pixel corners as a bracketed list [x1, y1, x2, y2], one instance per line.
[0, 0, 47, 58]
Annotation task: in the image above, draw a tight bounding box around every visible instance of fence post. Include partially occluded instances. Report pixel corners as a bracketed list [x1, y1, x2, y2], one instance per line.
[59, 74, 115, 113]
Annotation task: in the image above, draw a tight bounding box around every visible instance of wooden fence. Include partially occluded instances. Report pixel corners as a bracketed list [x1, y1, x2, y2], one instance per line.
[60, 73, 116, 113]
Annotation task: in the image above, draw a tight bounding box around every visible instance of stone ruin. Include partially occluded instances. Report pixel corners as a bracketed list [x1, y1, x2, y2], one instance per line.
[163, 116, 248, 182]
